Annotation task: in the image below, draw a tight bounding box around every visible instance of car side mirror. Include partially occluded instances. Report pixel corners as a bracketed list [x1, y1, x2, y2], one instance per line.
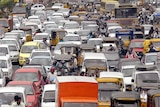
[131, 79, 134, 82]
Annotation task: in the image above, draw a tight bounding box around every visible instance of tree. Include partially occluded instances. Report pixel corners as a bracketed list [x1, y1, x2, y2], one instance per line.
[0, 0, 14, 18]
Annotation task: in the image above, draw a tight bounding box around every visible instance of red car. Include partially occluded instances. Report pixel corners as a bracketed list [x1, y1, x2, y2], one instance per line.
[12, 68, 45, 90]
[7, 81, 40, 107]
[129, 39, 145, 58]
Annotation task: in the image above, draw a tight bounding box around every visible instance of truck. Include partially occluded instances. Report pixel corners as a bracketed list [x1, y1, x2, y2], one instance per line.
[55, 76, 98, 107]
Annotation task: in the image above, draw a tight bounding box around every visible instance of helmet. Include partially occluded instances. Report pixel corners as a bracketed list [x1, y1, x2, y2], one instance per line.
[50, 67, 55, 72]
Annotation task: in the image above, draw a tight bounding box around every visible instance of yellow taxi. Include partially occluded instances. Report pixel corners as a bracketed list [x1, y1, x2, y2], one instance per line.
[19, 41, 41, 66]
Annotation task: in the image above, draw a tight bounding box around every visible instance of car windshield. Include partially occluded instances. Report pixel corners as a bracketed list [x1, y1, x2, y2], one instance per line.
[0, 93, 23, 105]
[43, 91, 55, 102]
[0, 60, 7, 68]
[136, 73, 159, 84]
[84, 59, 106, 68]
[121, 60, 140, 66]
[146, 55, 157, 64]
[34, 35, 49, 40]
[153, 42, 160, 47]
[21, 46, 38, 53]
[1, 40, 17, 45]
[87, 40, 102, 45]
[31, 52, 50, 58]
[8, 85, 34, 95]
[64, 36, 80, 41]
[122, 68, 134, 77]
[105, 53, 119, 60]
[14, 72, 38, 82]
[144, 26, 151, 30]
[130, 41, 144, 48]
[45, 25, 58, 30]
[8, 45, 17, 51]
[28, 20, 41, 25]
[30, 58, 51, 66]
[0, 47, 8, 54]
[116, 100, 138, 107]
[64, 23, 79, 29]
[64, 103, 97, 107]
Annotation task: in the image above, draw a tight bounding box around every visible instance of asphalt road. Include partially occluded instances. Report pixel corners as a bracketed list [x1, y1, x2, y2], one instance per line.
[13, 64, 20, 73]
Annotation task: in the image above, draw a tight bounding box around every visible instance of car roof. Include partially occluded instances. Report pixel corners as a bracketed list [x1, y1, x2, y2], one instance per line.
[57, 76, 97, 83]
[0, 44, 9, 47]
[16, 68, 39, 73]
[0, 87, 25, 93]
[31, 56, 51, 59]
[44, 84, 56, 91]
[7, 81, 34, 85]
[100, 72, 123, 78]
[84, 53, 106, 59]
[35, 33, 49, 36]
[0, 55, 10, 60]
[23, 41, 39, 46]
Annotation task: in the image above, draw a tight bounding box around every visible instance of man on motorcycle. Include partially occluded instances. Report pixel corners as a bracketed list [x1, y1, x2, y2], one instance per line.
[47, 67, 57, 84]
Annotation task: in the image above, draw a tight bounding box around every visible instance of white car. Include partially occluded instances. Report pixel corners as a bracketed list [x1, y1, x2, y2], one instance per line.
[33, 33, 50, 44]
[0, 55, 13, 81]
[0, 44, 10, 57]
[0, 68, 6, 87]
[41, 84, 56, 107]
[63, 33, 81, 42]
[52, 3, 64, 9]
[1, 38, 20, 50]
[57, 8, 70, 17]
[13, 17, 21, 29]
[29, 49, 52, 61]
[121, 65, 135, 91]
[28, 18, 43, 30]
[11, 30, 25, 43]
[28, 15, 39, 20]
[141, 52, 158, 65]
[63, 21, 80, 34]
[107, 26, 122, 37]
[31, 4, 45, 10]
[8, 44, 19, 63]
[25, 22, 39, 35]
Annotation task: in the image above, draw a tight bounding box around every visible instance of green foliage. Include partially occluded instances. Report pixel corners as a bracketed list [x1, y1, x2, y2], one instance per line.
[0, 0, 14, 10]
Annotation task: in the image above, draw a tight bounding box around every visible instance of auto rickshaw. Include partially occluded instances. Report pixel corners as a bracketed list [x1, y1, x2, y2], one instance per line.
[19, 27, 32, 42]
[134, 31, 144, 39]
[147, 89, 160, 107]
[53, 54, 73, 75]
[0, 18, 12, 32]
[51, 29, 67, 42]
[115, 29, 134, 48]
[50, 30, 60, 46]
[111, 92, 141, 107]
[78, 44, 96, 67]
[60, 44, 79, 55]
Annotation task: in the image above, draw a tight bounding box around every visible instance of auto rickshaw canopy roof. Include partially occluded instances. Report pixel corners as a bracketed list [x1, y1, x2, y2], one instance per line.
[111, 92, 140, 100]
[54, 54, 73, 61]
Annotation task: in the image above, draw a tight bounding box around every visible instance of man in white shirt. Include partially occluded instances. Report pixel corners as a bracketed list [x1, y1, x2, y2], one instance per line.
[11, 96, 25, 107]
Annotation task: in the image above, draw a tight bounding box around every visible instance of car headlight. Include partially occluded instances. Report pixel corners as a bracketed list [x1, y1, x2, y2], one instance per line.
[19, 56, 23, 60]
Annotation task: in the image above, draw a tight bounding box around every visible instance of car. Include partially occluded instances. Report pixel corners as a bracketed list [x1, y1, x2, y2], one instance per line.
[129, 39, 145, 58]
[8, 44, 19, 63]
[57, 8, 70, 17]
[107, 26, 122, 37]
[35, 10, 47, 22]
[44, 24, 58, 34]
[33, 33, 50, 44]
[28, 18, 43, 30]
[22, 64, 47, 82]
[13, 17, 21, 29]
[7, 81, 41, 107]
[41, 84, 56, 107]
[0, 87, 27, 107]
[0, 68, 6, 87]
[52, 3, 64, 9]
[11, 30, 26, 43]
[141, 24, 153, 36]
[19, 41, 41, 66]
[12, 68, 44, 89]
[29, 56, 53, 72]
[31, 3, 45, 10]
[121, 65, 135, 91]
[131, 65, 160, 103]
[48, 15, 65, 24]
[25, 22, 39, 35]
[63, 33, 81, 42]
[141, 52, 158, 65]
[63, 21, 80, 34]
[0, 38, 20, 50]
[0, 44, 10, 57]
[0, 55, 13, 81]
[29, 49, 52, 61]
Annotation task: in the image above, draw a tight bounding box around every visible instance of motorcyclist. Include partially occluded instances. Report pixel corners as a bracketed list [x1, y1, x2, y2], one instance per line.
[47, 67, 57, 84]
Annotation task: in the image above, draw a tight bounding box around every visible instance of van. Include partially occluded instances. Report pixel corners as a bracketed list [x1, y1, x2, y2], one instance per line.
[0, 87, 27, 106]
[19, 41, 41, 66]
[41, 84, 56, 107]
